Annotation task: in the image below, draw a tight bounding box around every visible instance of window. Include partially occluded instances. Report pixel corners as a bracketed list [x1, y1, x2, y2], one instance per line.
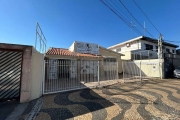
[116, 48, 121, 52]
[145, 44, 153, 50]
[166, 48, 170, 53]
[172, 50, 175, 53]
[155, 46, 158, 52]
[104, 58, 116, 62]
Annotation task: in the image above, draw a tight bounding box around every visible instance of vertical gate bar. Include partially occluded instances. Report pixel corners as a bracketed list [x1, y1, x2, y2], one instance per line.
[79, 60, 81, 88]
[89, 60, 91, 83]
[71, 60, 73, 89]
[51, 60, 54, 90]
[49, 60, 53, 92]
[93, 61, 94, 82]
[44, 60, 46, 93]
[87, 60, 89, 83]
[62, 60, 64, 91]
[52, 60, 55, 92]
[116, 62, 118, 80]
[90, 61, 91, 83]
[53, 60, 57, 91]
[49, 60, 51, 93]
[59, 60, 61, 91]
[66, 60, 68, 90]
[88, 60, 90, 83]
[140, 61, 142, 82]
[122, 61, 124, 82]
[46, 60, 50, 92]
[57, 60, 59, 91]
[74, 61, 78, 89]
[84, 61, 87, 83]
[67, 60, 69, 90]
[42, 60, 45, 94]
[112, 62, 114, 80]
[67, 60, 70, 89]
[86, 60, 87, 84]
[109, 61, 111, 80]
[68, 60, 70, 90]
[108, 60, 110, 80]
[98, 61, 100, 86]
[65, 60, 67, 90]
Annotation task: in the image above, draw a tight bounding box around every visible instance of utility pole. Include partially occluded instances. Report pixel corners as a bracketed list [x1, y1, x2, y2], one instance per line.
[158, 34, 163, 59]
[158, 33, 163, 79]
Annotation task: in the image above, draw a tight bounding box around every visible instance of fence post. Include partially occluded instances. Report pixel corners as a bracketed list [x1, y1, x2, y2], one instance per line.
[140, 61, 142, 82]
[148, 50, 150, 59]
[122, 61, 125, 83]
[42, 58, 45, 95]
[98, 61, 100, 86]
[116, 62, 118, 80]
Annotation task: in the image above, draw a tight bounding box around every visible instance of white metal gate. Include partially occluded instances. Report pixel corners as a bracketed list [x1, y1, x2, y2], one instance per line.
[123, 61, 161, 82]
[43, 59, 118, 94]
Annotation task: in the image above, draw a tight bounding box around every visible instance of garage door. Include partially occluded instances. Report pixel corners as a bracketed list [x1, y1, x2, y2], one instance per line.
[0, 50, 23, 101]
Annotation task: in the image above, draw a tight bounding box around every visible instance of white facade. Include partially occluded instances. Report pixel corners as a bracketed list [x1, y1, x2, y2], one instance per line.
[109, 37, 177, 54]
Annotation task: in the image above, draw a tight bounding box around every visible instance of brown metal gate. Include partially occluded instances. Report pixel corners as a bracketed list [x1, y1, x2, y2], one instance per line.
[0, 50, 23, 101]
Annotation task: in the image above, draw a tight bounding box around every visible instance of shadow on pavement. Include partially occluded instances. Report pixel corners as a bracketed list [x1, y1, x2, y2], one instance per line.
[0, 100, 19, 120]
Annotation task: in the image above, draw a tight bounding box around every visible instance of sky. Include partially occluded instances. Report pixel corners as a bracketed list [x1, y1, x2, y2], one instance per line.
[0, 0, 180, 50]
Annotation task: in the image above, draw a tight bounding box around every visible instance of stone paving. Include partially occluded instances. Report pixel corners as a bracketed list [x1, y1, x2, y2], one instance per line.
[20, 79, 180, 120]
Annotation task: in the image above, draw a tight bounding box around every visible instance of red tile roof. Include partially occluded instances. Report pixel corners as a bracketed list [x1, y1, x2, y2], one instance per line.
[46, 47, 103, 58]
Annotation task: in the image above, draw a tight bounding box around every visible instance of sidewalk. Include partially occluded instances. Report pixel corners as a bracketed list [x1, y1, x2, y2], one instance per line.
[19, 79, 180, 120]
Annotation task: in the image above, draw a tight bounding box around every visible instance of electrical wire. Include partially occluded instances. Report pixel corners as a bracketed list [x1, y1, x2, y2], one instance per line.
[133, 0, 161, 34]
[100, 0, 143, 35]
[118, 0, 154, 38]
[110, 0, 145, 34]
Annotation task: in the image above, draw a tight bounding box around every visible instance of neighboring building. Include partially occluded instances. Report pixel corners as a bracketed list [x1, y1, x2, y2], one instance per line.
[108, 36, 180, 79]
[177, 49, 180, 55]
[108, 36, 179, 60]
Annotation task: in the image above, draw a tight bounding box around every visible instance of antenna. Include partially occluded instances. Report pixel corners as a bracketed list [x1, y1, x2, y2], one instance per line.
[144, 21, 146, 36]
[130, 22, 136, 38]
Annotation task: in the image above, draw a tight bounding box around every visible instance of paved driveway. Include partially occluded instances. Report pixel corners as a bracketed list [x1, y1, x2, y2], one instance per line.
[20, 79, 180, 120]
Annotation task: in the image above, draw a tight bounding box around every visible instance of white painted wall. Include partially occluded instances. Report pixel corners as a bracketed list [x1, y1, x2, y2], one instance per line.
[111, 40, 176, 54]
[69, 42, 75, 52]
[30, 48, 44, 100]
[112, 40, 141, 53]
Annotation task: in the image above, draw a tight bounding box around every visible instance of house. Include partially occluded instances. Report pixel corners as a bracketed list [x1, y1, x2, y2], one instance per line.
[45, 41, 123, 74]
[108, 36, 179, 60]
[44, 41, 124, 93]
[177, 49, 180, 55]
[108, 36, 180, 78]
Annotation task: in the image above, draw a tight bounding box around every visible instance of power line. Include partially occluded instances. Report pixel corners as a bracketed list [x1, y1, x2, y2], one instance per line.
[100, 0, 143, 36]
[118, 0, 154, 38]
[164, 40, 180, 43]
[110, 0, 145, 35]
[133, 0, 161, 34]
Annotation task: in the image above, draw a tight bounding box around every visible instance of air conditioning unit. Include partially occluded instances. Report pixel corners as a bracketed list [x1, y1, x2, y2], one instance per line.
[126, 43, 130, 47]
